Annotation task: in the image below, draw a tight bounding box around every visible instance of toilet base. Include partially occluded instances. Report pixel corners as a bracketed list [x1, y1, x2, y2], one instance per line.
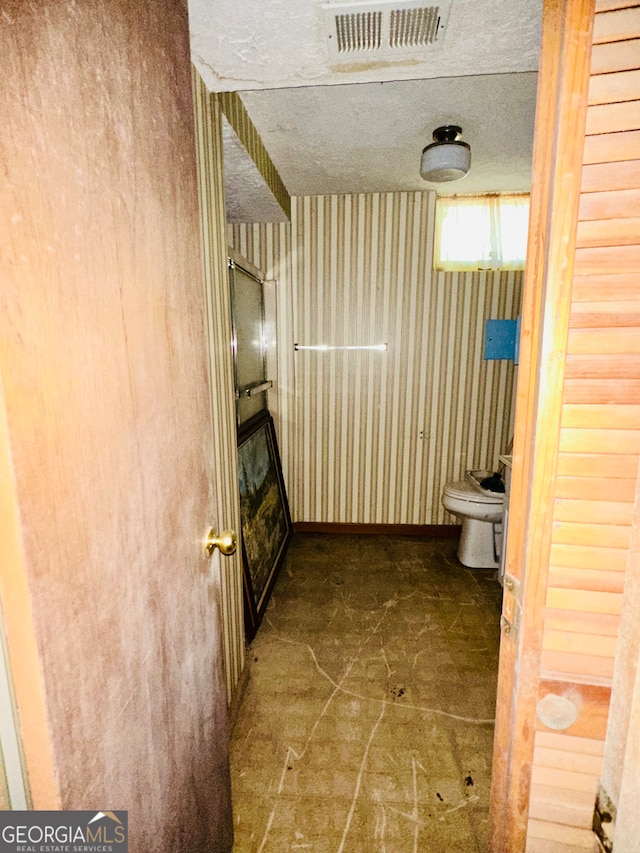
[457, 518, 499, 569]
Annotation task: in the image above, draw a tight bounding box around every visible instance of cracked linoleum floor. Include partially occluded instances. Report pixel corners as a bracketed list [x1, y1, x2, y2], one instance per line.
[230, 534, 503, 853]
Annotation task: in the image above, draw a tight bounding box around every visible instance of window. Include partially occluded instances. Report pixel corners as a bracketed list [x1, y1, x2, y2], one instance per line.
[434, 193, 530, 271]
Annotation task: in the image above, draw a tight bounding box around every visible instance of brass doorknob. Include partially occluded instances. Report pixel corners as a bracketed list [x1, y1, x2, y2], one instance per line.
[203, 528, 237, 558]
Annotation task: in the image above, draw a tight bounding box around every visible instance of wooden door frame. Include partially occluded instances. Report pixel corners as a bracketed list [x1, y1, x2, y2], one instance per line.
[488, 0, 596, 848]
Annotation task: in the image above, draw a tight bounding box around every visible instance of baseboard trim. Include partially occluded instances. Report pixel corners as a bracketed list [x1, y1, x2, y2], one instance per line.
[227, 647, 252, 734]
[292, 522, 460, 538]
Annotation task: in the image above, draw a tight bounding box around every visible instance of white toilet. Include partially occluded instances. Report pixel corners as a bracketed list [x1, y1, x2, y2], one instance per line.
[441, 470, 505, 568]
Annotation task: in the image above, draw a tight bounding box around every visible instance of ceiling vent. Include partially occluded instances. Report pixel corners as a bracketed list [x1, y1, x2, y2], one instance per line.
[322, 0, 451, 62]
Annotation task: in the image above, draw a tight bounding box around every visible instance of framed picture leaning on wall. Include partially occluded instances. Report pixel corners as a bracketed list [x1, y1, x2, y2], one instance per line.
[237, 411, 292, 639]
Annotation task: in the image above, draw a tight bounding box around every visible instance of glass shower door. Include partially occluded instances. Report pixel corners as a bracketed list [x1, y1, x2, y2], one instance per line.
[229, 260, 270, 426]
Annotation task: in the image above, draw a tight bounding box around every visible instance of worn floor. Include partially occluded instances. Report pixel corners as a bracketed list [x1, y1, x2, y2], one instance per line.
[230, 533, 503, 853]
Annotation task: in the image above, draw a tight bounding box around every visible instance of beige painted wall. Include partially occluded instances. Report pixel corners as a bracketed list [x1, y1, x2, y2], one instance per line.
[0, 1, 232, 849]
[231, 192, 522, 524]
[600, 475, 640, 849]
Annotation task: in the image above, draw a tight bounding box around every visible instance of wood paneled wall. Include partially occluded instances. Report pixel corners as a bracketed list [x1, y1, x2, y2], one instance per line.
[231, 193, 522, 524]
[525, 1, 640, 849]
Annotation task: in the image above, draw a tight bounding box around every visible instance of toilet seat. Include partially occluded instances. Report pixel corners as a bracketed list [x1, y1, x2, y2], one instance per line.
[443, 480, 503, 505]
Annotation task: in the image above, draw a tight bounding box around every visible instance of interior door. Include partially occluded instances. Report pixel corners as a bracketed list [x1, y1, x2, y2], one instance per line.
[0, 3, 234, 850]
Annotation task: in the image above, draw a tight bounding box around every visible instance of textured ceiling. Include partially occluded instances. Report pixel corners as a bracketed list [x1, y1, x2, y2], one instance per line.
[222, 117, 289, 222]
[190, 0, 542, 91]
[240, 73, 538, 198]
[188, 0, 544, 218]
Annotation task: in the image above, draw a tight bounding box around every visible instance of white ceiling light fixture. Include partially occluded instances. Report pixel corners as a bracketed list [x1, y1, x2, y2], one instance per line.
[420, 125, 471, 183]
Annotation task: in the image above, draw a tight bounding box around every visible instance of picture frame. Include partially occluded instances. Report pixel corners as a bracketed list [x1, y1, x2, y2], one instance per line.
[237, 411, 292, 639]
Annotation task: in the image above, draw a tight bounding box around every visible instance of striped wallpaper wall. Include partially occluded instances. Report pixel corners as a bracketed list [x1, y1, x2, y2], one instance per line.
[192, 70, 245, 703]
[231, 192, 523, 524]
[219, 92, 291, 220]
